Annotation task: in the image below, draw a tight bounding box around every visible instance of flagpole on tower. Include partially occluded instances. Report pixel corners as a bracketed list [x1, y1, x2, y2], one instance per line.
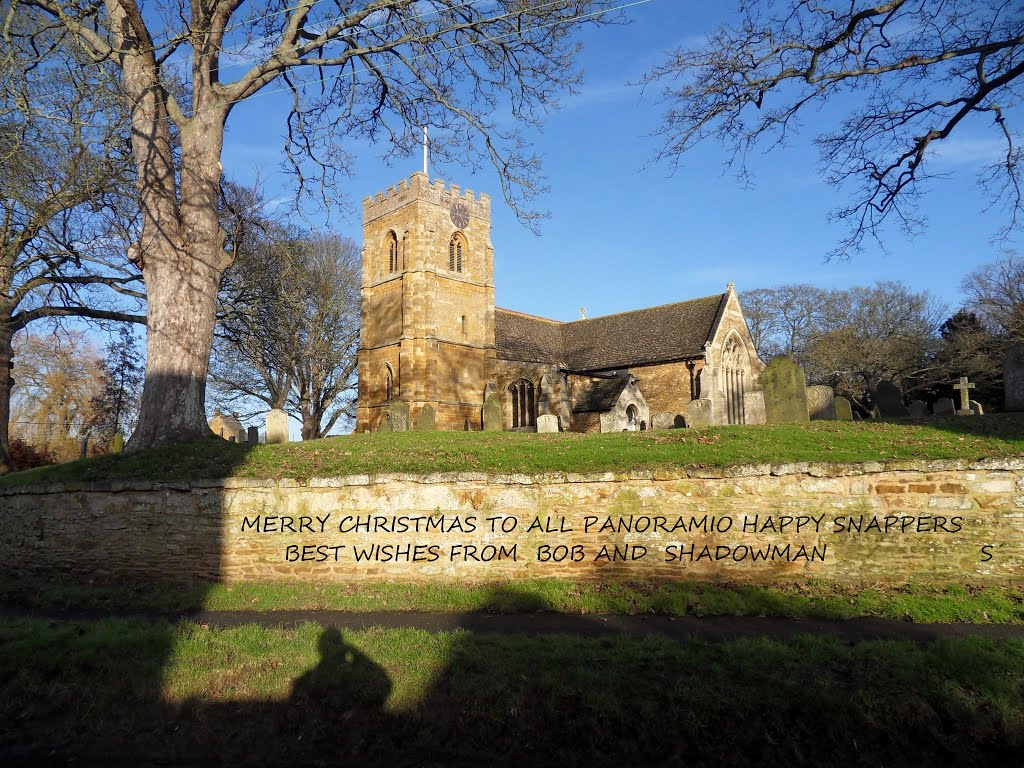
[422, 126, 429, 176]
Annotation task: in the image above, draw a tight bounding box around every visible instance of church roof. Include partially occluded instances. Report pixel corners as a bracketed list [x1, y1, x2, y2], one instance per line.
[572, 376, 630, 414]
[494, 293, 727, 371]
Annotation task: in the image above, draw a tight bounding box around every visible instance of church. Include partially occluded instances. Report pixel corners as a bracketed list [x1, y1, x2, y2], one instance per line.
[355, 172, 766, 433]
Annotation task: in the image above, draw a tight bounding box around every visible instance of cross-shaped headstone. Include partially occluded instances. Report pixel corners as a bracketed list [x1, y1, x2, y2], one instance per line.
[954, 376, 975, 415]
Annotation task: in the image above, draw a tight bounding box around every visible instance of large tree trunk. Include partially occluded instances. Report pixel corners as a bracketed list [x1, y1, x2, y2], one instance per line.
[0, 326, 14, 473]
[125, 244, 222, 449]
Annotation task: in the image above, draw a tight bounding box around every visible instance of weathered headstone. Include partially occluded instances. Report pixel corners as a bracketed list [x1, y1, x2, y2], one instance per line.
[1004, 343, 1024, 411]
[852, 411, 862, 421]
[536, 414, 559, 433]
[483, 393, 503, 431]
[933, 397, 955, 417]
[247, 426, 259, 444]
[743, 391, 766, 425]
[760, 355, 809, 424]
[874, 380, 908, 418]
[834, 397, 853, 421]
[415, 404, 436, 432]
[970, 400, 984, 416]
[686, 398, 714, 428]
[266, 408, 289, 444]
[908, 400, 928, 419]
[953, 376, 975, 416]
[806, 385, 836, 420]
[209, 408, 227, 438]
[652, 412, 676, 430]
[383, 401, 410, 432]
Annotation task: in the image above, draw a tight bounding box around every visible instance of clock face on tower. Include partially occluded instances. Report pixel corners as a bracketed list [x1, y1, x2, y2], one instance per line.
[450, 201, 470, 229]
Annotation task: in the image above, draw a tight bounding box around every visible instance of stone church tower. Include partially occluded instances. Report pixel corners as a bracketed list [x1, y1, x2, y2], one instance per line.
[355, 172, 496, 432]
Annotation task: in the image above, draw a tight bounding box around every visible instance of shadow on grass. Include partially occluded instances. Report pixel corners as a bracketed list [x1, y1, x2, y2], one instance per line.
[2, 585, 1023, 766]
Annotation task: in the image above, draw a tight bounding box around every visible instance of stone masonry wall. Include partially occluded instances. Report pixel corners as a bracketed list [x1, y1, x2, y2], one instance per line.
[2, 459, 1022, 585]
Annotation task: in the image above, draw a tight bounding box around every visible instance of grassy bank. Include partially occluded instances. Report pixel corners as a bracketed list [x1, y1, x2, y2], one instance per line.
[2, 616, 1021, 765]
[2, 414, 1023, 488]
[3, 577, 1022, 624]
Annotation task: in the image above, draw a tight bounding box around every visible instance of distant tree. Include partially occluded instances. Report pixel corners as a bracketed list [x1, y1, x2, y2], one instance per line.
[802, 282, 946, 408]
[740, 284, 827, 363]
[87, 326, 144, 448]
[644, 0, 1024, 257]
[10, 331, 104, 462]
[961, 250, 1024, 340]
[211, 192, 360, 439]
[926, 309, 1005, 408]
[1, 8, 144, 472]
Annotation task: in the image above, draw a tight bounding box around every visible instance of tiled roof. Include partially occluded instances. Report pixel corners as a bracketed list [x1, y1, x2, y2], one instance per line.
[495, 294, 725, 371]
[493, 308, 565, 364]
[572, 377, 630, 413]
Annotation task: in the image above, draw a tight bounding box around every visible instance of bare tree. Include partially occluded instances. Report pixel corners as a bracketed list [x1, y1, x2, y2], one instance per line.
[802, 281, 946, 408]
[961, 249, 1024, 339]
[740, 284, 827, 363]
[1, 5, 144, 472]
[211, 197, 360, 439]
[19, 0, 616, 451]
[644, 0, 1024, 257]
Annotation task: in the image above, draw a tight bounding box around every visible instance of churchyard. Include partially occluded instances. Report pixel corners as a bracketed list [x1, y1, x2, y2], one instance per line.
[4, 412, 1024, 764]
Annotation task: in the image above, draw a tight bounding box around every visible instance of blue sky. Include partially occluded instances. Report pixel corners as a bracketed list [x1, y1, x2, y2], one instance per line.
[218, 1, 1021, 323]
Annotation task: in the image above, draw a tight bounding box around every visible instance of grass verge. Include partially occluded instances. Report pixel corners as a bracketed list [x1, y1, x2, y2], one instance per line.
[3, 577, 1022, 624]
[1, 414, 1023, 488]
[1, 616, 1022, 765]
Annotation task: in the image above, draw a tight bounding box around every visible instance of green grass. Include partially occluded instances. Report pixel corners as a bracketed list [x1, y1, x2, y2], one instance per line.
[2, 414, 1023, 488]
[2, 616, 1022, 765]
[4, 577, 1023, 624]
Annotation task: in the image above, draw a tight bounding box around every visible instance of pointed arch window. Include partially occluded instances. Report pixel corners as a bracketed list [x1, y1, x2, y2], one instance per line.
[383, 364, 395, 402]
[722, 336, 747, 425]
[449, 233, 466, 273]
[508, 379, 536, 428]
[385, 231, 399, 274]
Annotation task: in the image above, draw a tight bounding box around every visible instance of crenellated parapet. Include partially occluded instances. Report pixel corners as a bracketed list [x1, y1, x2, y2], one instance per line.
[363, 171, 491, 225]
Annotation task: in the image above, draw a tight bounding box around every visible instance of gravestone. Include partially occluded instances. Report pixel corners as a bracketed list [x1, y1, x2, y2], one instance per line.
[743, 391, 766, 425]
[652, 412, 676, 430]
[686, 398, 714, 428]
[970, 400, 984, 416]
[806, 385, 836, 420]
[874, 380, 908, 418]
[1003, 343, 1024, 411]
[415, 404, 436, 432]
[673, 415, 686, 428]
[383, 401, 410, 432]
[209, 408, 227, 438]
[908, 400, 928, 419]
[247, 426, 259, 444]
[953, 376, 975, 416]
[536, 414, 559, 433]
[834, 397, 853, 421]
[852, 411, 862, 421]
[483, 393, 503, 431]
[933, 397, 955, 417]
[761, 355, 808, 424]
[266, 408, 289, 444]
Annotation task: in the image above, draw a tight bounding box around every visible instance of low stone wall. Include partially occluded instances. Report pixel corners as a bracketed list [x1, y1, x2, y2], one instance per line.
[2, 458, 1022, 584]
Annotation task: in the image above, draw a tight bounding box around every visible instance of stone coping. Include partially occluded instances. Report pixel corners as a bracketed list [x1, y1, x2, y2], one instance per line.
[3, 457, 1023, 495]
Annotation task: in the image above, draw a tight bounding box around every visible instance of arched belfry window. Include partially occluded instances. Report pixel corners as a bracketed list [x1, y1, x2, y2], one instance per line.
[449, 233, 466, 273]
[385, 231, 398, 274]
[508, 379, 535, 428]
[383, 364, 395, 402]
